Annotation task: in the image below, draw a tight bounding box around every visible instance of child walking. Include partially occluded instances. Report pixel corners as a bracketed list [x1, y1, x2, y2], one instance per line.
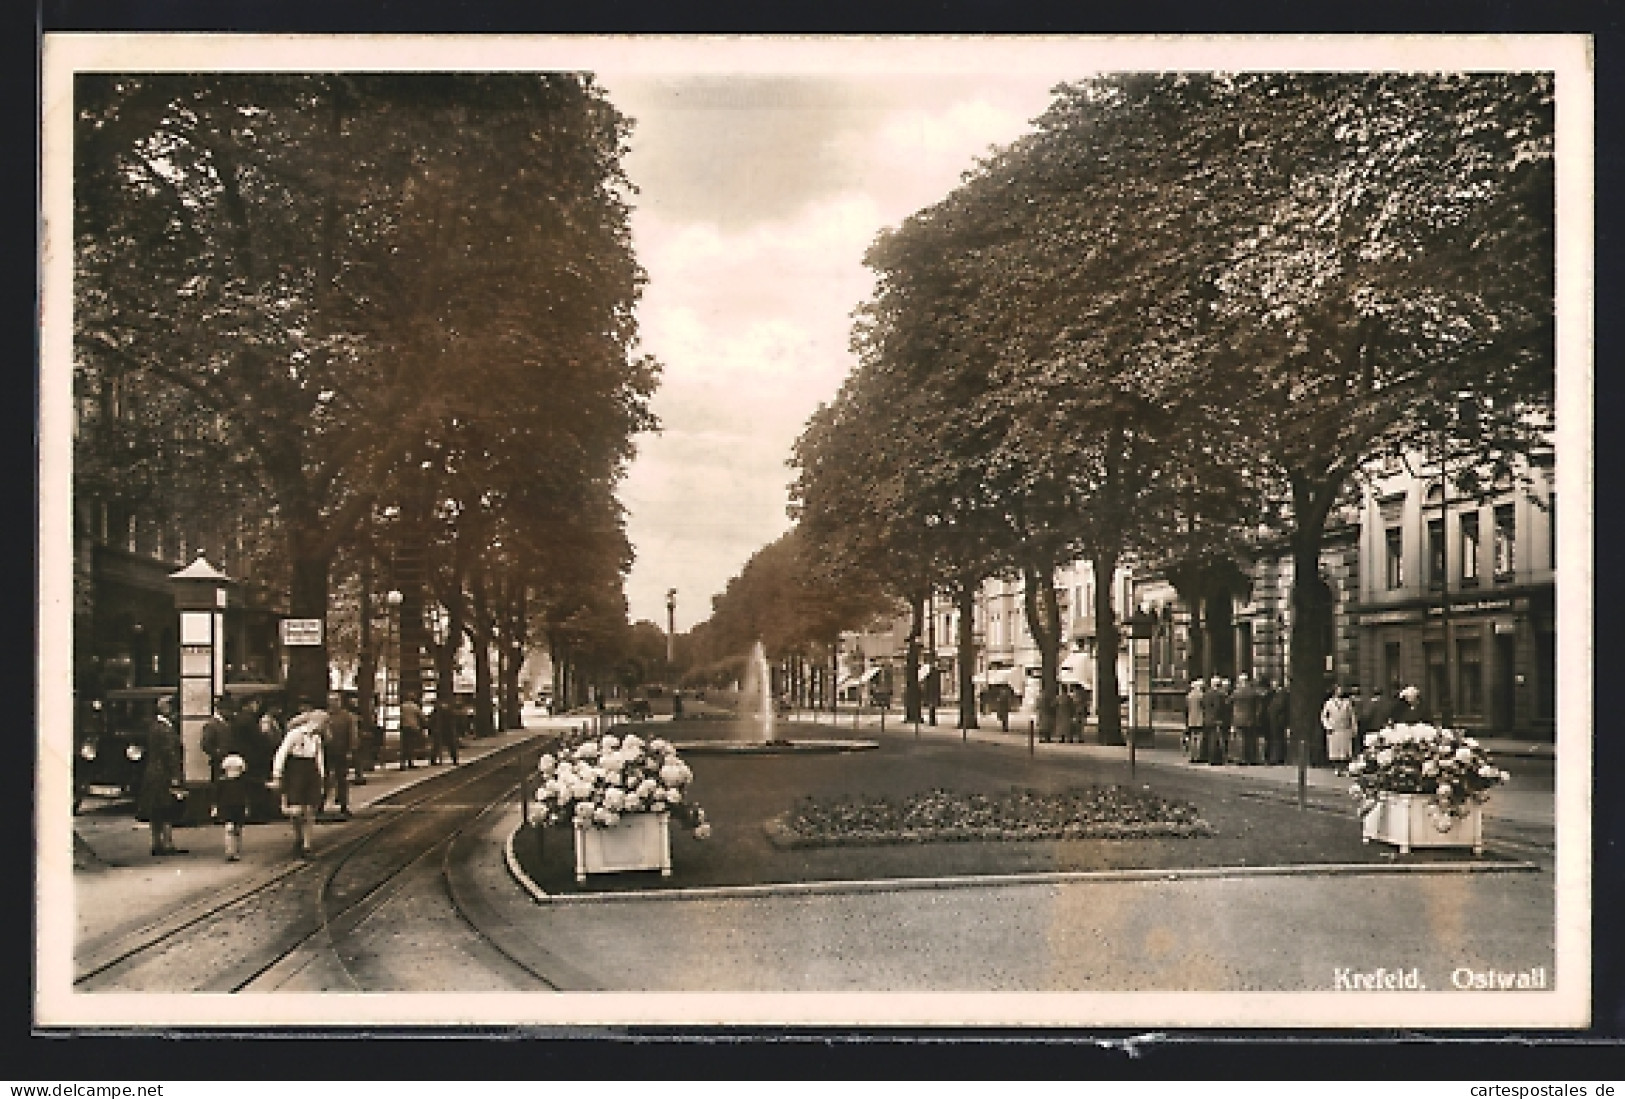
[213, 752, 250, 861]
[272, 703, 327, 858]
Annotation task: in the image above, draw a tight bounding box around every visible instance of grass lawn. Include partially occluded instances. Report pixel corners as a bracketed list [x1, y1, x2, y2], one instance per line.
[513, 721, 1506, 894]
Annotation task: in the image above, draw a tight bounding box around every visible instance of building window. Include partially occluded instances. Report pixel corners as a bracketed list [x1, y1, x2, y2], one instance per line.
[1493, 503, 1516, 581]
[1456, 636, 1484, 717]
[1385, 526, 1404, 589]
[1425, 641, 1449, 718]
[1460, 511, 1480, 585]
[1427, 518, 1445, 590]
[1384, 640, 1403, 692]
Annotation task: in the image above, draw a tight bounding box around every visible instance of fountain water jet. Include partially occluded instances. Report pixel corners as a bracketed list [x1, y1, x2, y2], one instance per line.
[737, 640, 774, 744]
[671, 640, 879, 756]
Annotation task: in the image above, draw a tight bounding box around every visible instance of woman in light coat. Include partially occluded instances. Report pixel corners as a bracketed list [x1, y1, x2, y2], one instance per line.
[272, 702, 327, 858]
[1320, 684, 1359, 775]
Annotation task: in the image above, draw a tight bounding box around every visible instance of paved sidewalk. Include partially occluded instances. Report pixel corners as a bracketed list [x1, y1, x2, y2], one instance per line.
[71, 712, 567, 965]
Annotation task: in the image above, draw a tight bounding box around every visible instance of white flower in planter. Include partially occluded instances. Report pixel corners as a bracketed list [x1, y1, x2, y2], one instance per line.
[665, 788, 683, 804]
[1422, 760, 1439, 777]
[537, 753, 557, 775]
[603, 787, 626, 811]
[1455, 746, 1475, 763]
[601, 734, 621, 751]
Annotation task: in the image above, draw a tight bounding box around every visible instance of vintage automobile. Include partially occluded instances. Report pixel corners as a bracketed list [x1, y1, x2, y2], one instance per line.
[73, 686, 175, 812]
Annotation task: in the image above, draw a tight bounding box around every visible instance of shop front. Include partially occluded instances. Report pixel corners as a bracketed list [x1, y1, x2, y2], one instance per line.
[1356, 585, 1554, 739]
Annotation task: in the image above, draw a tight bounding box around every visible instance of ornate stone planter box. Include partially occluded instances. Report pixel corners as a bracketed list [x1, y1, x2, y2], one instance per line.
[574, 810, 672, 884]
[1361, 793, 1484, 855]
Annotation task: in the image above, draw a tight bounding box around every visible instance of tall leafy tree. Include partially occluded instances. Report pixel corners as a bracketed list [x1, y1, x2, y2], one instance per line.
[75, 73, 657, 701]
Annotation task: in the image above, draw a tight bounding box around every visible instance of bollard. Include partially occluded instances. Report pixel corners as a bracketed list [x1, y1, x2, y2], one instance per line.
[1028, 718, 1034, 756]
[1297, 736, 1307, 811]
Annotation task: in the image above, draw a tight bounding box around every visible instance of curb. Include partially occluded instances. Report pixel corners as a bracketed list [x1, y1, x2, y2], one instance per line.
[504, 820, 552, 904]
[502, 819, 1539, 907]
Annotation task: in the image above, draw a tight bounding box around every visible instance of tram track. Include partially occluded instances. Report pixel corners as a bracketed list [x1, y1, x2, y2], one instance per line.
[74, 732, 561, 993]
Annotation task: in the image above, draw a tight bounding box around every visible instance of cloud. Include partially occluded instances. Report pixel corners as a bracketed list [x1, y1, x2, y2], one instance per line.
[612, 74, 1068, 630]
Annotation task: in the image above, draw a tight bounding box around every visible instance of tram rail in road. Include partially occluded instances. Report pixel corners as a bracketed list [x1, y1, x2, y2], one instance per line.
[74, 730, 561, 993]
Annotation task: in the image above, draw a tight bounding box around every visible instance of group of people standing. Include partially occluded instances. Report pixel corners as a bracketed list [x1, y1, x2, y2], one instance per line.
[1038, 683, 1092, 743]
[198, 692, 366, 860]
[1183, 673, 1291, 767]
[1182, 674, 1430, 775]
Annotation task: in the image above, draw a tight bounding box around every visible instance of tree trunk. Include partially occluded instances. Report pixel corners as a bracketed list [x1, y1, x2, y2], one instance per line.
[1022, 563, 1062, 740]
[1289, 533, 1333, 766]
[435, 581, 465, 721]
[1289, 473, 1338, 766]
[357, 548, 376, 733]
[469, 576, 495, 736]
[1093, 550, 1125, 746]
[501, 586, 526, 728]
[903, 590, 924, 724]
[956, 577, 979, 730]
[286, 529, 333, 706]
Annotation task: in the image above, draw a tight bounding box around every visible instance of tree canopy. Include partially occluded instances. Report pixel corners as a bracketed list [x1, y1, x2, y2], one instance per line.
[790, 71, 1553, 745]
[75, 73, 659, 702]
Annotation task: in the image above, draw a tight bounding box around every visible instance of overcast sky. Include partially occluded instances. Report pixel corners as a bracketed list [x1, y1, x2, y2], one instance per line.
[599, 71, 1071, 632]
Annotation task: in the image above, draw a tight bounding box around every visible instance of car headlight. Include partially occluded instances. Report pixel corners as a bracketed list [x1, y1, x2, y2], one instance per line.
[125, 743, 145, 762]
[78, 742, 97, 761]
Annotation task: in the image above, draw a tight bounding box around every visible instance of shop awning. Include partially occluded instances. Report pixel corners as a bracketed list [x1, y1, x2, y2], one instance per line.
[858, 667, 883, 684]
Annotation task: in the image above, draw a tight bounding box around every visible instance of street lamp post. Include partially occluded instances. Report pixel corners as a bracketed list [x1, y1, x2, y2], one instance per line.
[665, 588, 677, 669]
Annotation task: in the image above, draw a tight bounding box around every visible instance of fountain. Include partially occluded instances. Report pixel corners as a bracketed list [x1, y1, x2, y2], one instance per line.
[671, 640, 879, 755]
[739, 639, 774, 744]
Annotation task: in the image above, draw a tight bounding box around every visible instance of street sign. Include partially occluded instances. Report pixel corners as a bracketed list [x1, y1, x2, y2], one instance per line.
[280, 618, 324, 646]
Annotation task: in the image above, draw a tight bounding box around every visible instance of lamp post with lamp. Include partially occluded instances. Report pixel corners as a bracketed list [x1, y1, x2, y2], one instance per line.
[665, 588, 677, 669]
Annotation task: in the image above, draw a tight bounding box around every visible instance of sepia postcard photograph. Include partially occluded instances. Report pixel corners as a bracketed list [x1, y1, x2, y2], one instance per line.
[35, 32, 1594, 1031]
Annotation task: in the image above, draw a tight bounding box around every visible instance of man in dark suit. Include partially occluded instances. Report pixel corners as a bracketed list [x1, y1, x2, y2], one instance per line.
[1202, 676, 1228, 766]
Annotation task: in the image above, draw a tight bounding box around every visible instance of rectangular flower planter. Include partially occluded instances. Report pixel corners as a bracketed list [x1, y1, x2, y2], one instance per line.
[1361, 793, 1484, 855]
[574, 810, 672, 884]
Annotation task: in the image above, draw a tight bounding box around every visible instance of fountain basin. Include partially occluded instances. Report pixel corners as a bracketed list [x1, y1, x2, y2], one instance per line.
[672, 738, 879, 756]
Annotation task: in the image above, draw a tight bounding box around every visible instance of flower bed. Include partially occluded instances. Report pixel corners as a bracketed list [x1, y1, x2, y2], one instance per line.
[532, 732, 711, 839]
[1347, 722, 1509, 831]
[765, 786, 1213, 849]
